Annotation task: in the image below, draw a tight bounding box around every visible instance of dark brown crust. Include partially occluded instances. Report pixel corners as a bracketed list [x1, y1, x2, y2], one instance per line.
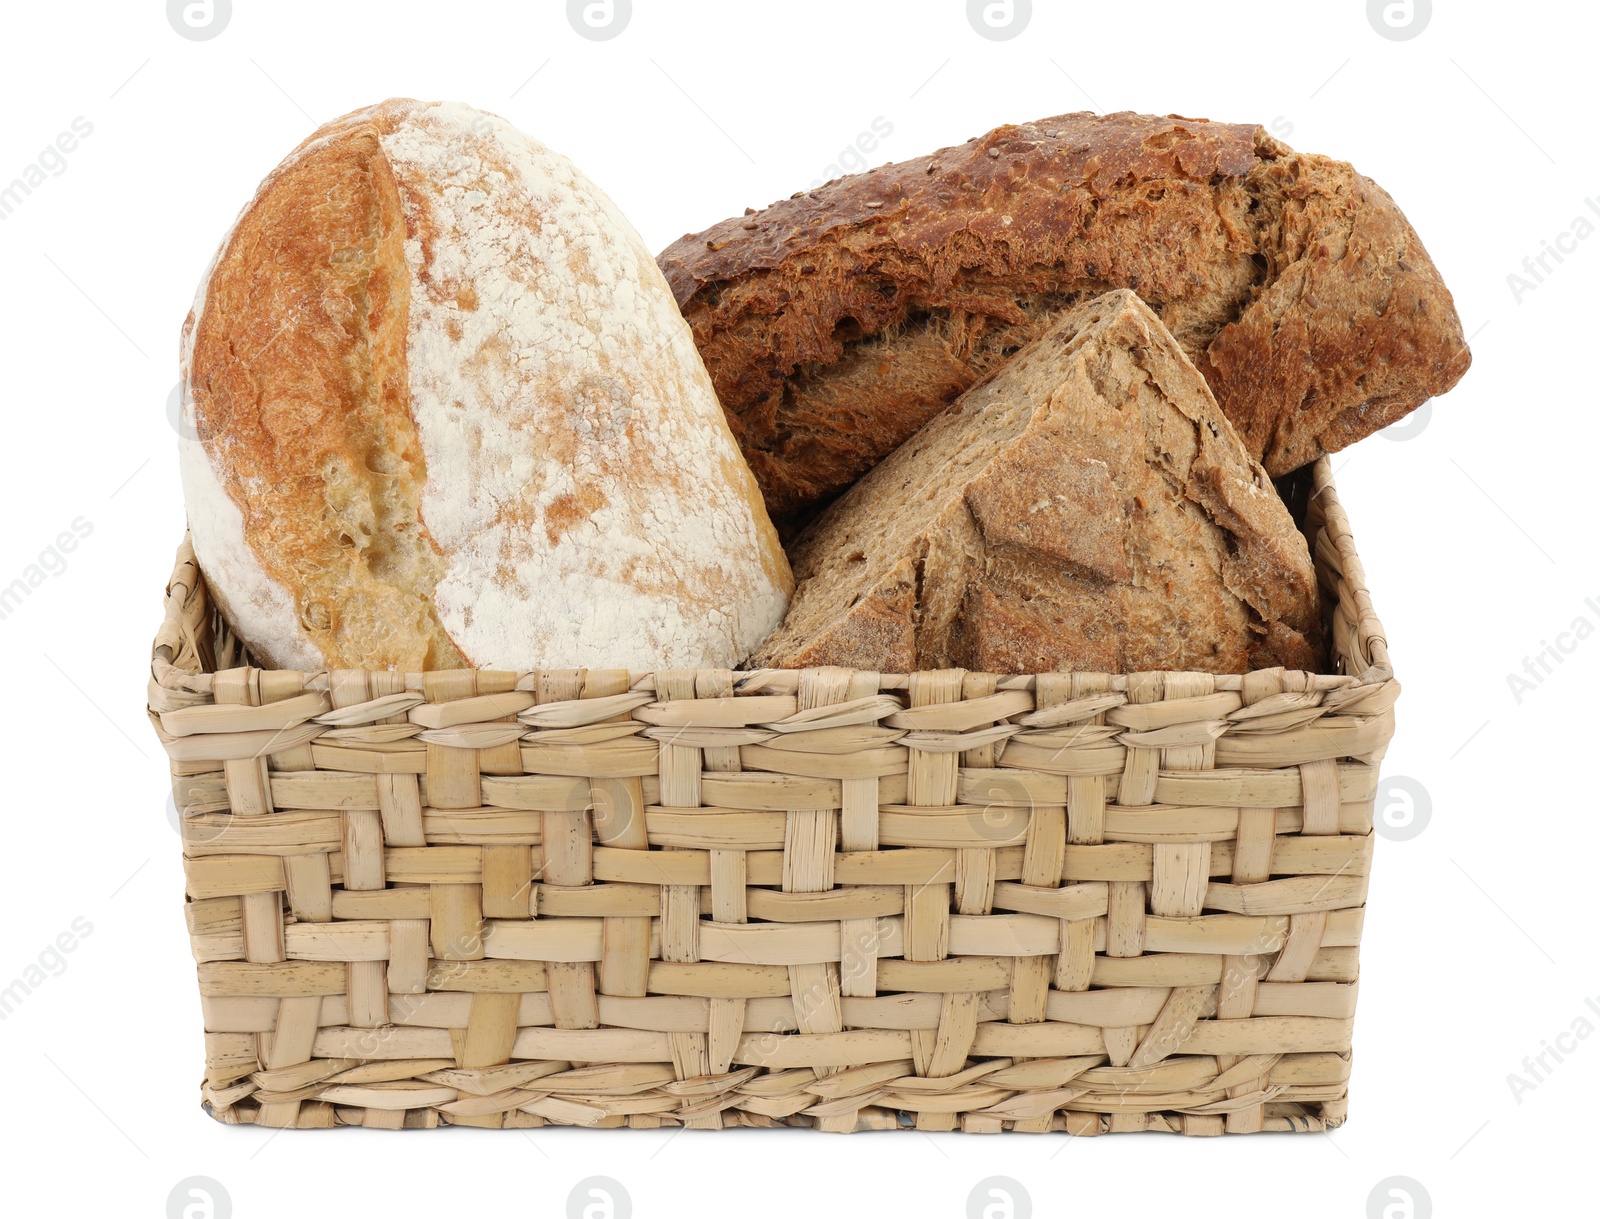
[660, 111, 1470, 527]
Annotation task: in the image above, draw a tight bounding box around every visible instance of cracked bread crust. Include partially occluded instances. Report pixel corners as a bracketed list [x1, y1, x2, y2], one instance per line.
[660, 111, 1470, 529]
[749, 291, 1323, 675]
[182, 98, 792, 672]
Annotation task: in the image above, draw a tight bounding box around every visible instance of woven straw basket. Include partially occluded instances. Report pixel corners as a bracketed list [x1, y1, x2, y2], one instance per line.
[148, 457, 1395, 1135]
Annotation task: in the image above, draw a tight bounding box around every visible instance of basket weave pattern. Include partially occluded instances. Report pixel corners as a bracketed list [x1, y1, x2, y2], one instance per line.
[149, 460, 1395, 1135]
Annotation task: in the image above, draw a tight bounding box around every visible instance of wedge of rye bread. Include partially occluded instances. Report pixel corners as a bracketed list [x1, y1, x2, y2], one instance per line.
[749, 290, 1322, 675]
[661, 111, 1470, 528]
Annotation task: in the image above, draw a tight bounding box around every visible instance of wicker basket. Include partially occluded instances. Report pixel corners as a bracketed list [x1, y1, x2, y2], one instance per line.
[148, 457, 1395, 1135]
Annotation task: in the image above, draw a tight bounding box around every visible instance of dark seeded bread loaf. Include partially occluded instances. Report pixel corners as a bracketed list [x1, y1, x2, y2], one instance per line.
[660, 111, 1470, 528]
[749, 290, 1323, 675]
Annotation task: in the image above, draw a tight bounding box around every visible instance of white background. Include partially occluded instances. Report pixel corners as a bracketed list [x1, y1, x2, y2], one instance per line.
[0, 1, 1592, 1215]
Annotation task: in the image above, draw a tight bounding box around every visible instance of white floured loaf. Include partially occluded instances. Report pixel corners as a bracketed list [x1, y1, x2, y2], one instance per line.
[180, 98, 792, 671]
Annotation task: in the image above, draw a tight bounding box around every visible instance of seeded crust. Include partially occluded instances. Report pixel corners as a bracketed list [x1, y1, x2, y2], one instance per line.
[660, 111, 1470, 530]
[749, 291, 1323, 675]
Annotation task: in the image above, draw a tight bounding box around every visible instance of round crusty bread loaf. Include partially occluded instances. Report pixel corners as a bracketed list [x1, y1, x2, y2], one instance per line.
[180, 98, 792, 672]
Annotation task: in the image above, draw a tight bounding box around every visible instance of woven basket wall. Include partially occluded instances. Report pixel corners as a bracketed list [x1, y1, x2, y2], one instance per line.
[148, 457, 1396, 1135]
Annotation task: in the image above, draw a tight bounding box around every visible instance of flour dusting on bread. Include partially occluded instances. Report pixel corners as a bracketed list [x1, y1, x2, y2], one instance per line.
[378, 102, 788, 667]
[181, 98, 790, 671]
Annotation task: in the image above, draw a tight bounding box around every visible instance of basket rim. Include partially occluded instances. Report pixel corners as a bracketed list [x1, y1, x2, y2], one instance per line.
[150, 456, 1391, 701]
